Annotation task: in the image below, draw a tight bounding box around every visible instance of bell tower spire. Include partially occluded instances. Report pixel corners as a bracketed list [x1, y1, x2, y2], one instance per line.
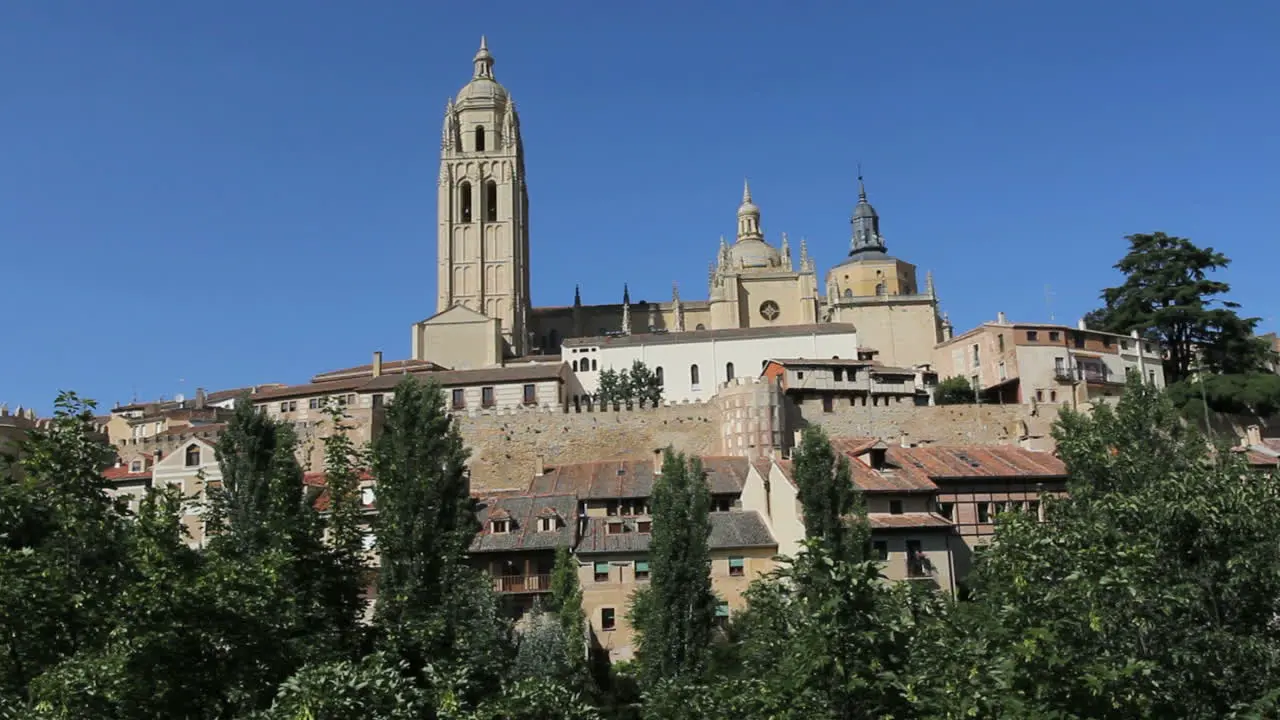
[437, 38, 531, 355]
[849, 168, 886, 257]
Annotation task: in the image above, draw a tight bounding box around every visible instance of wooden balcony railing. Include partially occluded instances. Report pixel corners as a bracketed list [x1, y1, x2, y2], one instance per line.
[492, 574, 552, 594]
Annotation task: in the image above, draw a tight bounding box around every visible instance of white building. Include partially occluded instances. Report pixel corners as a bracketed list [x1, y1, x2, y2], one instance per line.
[563, 324, 861, 405]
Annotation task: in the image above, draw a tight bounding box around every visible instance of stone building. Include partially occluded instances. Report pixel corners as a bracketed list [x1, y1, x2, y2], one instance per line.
[933, 313, 1166, 407]
[412, 39, 948, 373]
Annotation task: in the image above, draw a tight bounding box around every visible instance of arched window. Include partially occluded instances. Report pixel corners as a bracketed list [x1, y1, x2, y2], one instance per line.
[655, 367, 664, 386]
[843, 289, 854, 299]
[875, 282, 886, 296]
[690, 364, 700, 386]
[572, 359, 579, 371]
[184, 444, 201, 467]
[485, 180, 498, 222]
[475, 126, 486, 152]
[695, 323, 706, 330]
[726, 362, 735, 381]
[460, 182, 473, 222]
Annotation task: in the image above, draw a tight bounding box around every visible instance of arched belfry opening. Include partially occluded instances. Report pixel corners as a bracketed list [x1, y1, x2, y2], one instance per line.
[475, 125, 486, 152]
[460, 182, 473, 222]
[485, 180, 498, 222]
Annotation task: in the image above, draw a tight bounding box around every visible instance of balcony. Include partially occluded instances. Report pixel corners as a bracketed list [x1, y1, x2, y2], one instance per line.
[492, 573, 552, 594]
[1052, 367, 1076, 383]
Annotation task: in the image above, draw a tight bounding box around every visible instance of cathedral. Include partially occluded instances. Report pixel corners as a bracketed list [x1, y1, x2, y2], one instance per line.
[412, 39, 949, 372]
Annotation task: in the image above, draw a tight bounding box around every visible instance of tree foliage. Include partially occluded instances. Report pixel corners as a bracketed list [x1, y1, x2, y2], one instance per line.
[630, 450, 715, 687]
[1087, 232, 1270, 382]
[9, 372, 1280, 717]
[934, 375, 977, 405]
[596, 362, 663, 409]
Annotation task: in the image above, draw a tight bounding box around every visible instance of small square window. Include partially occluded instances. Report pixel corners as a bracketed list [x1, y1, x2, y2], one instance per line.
[797, 371, 804, 380]
[522, 384, 536, 405]
[491, 519, 509, 534]
[606, 521, 624, 535]
[451, 389, 465, 410]
[977, 503, 991, 523]
[594, 562, 610, 583]
[936, 502, 953, 520]
[728, 556, 745, 577]
[833, 368, 844, 382]
[601, 607, 616, 631]
[637, 520, 652, 534]
[481, 386, 495, 408]
[715, 602, 730, 618]
[1027, 330, 1039, 341]
[889, 500, 903, 515]
[872, 541, 888, 561]
[822, 395, 834, 413]
[1048, 331, 1060, 342]
[634, 560, 650, 581]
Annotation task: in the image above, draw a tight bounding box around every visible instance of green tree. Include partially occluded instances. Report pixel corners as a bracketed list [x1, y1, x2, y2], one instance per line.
[625, 361, 663, 408]
[948, 378, 1280, 718]
[790, 426, 860, 558]
[371, 376, 510, 697]
[547, 546, 588, 679]
[597, 369, 623, 409]
[934, 375, 977, 405]
[318, 400, 372, 653]
[1087, 232, 1269, 382]
[0, 392, 126, 699]
[630, 450, 715, 687]
[256, 652, 429, 720]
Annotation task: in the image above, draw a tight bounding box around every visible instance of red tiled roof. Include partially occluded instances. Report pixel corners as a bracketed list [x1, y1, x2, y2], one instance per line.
[889, 445, 1067, 479]
[1241, 449, 1279, 468]
[103, 466, 151, 482]
[868, 512, 954, 530]
[847, 459, 937, 493]
[830, 437, 884, 457]
[528, 459, 656, 499]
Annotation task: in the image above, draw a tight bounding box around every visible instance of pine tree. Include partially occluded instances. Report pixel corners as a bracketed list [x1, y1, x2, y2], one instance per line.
[547, 546, 590, 688]
[318, 400, 370, 651]
[631, 449, 715, 686]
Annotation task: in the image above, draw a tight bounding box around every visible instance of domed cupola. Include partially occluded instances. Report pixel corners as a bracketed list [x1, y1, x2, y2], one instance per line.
[727, 179, 783, 270]
[455, 36, 509, 108]
[849, 172, 888, 258]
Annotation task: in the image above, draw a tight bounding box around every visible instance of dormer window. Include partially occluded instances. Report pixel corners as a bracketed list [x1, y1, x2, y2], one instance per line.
[491, 519, 509, 534]
[536, 508, 562, 532]
[869, 447, 887, 469]
[129, 460, 142, 473]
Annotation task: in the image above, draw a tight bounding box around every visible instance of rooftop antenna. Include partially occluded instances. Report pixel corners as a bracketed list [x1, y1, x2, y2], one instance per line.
[1044, 284, 1056, 322]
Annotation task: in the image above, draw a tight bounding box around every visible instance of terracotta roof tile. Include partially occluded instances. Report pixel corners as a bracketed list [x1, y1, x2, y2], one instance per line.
[868, 512, 954, 530]
[361, 363, 569, 392]
[103, 467, 151, 482]
[526, 455, 748, 499]
[700, 456, 752, 493]
[312, 359, 444, 383]
[889, 445, 1067, 478]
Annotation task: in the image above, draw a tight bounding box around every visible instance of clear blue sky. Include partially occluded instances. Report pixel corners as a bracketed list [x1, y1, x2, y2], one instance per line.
[3, 1, 1277, 413]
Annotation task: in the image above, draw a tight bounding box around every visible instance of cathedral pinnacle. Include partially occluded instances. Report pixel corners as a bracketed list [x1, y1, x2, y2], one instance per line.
[622, 283, 631, 305]
[574, 284, 581, 306]
[742, 178, 752, 204]
[473, 36, 495, 79]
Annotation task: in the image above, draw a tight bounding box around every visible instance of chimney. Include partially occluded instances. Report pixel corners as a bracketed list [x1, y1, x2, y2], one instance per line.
[900, 432, 910, 448]
[1077, 318, 1087, 331]
[996, 311, 1007, 324]
[1246, 425, 1263, 448]
[793, 429, 803, 449]
[195, 387, 207, 409]
[534, 454, 546, 477]
[372, 351, 384, 378]
[652, 448, 663, 474]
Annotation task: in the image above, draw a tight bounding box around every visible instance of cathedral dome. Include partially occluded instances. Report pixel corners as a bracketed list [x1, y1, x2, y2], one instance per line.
[455, 77, 508, 107]
[728, 238, 782, 270]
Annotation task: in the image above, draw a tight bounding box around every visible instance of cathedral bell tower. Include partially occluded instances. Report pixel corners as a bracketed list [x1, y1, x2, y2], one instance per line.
[438, 37, 531, 355]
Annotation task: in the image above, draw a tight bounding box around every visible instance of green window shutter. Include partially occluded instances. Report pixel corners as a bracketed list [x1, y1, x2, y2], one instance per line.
[728, 557, 745, 569]
[715, 603, 730, 617]
[634, 560, 649, 573]
[594, 561, 609, 574]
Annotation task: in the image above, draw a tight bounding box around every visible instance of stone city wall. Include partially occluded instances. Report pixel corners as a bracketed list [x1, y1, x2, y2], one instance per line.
[796, 401, 1060, 450]
[457, 402, 721, 491]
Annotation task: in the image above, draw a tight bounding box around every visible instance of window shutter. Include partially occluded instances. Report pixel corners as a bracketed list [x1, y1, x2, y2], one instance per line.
[634, 560, 649, 573]
[594, 561, 609, 574]
[728, 557, 745, 569]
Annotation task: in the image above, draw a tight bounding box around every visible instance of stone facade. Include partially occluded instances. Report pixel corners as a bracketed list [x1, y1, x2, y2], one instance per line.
[415, 40, 946, 376]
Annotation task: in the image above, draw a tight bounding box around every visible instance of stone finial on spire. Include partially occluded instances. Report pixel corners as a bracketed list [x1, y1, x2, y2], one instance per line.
[799, 237, 813, 272]
[926, 270, 935, 298]
[857, 162, 866, 201]
[780, 232, 793, 270]
[742, 178, 752, 204]
[473, 36, 495, 79]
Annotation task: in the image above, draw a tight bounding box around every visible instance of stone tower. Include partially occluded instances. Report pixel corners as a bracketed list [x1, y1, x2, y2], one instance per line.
[437, 37, 531, 355]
